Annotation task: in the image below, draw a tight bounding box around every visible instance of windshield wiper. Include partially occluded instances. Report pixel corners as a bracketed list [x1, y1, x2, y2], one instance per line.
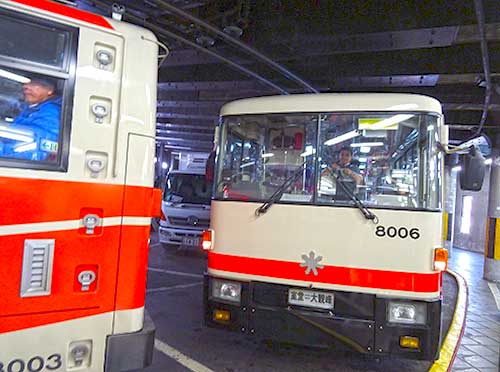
[255, 162, 306, 216]
[330, 170, 378, 223]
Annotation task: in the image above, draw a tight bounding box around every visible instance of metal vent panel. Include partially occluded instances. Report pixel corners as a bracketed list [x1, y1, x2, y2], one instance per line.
[20, 239, 55, 297]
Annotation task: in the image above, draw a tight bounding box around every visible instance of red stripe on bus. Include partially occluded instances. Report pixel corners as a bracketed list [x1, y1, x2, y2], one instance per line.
[208, 252, 441, 293]
[0, 224, 149, 333]
[11, 0, 113, 29]
[0, 176, 156, 225]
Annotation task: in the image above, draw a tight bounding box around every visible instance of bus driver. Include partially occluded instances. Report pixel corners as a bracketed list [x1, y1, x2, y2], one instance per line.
[6, 77, 61, 161]
[322, 147, 363, 199]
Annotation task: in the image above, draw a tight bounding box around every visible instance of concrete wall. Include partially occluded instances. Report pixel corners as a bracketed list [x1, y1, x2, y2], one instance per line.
[453, 166, 491, 253]
[444, 166, 457, 252]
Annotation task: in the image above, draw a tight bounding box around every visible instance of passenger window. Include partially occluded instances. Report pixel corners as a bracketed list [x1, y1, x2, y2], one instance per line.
[0, 11, 76, 170]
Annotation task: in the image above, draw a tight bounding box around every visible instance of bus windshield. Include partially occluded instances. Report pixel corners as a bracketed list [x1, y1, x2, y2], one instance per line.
[164, 173, 212, 205]
[215, 112, 441, 210]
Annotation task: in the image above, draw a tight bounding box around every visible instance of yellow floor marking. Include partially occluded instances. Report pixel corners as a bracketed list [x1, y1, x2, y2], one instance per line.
[428, 270, 468, 372]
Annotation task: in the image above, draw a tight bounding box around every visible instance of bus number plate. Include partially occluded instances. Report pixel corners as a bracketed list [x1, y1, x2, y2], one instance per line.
[288, 289, 334, 310]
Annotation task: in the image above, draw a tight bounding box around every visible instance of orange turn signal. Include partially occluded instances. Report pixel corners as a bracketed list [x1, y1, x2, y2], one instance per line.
[434, 248, 448, 271]
[201, 229, 214, 251]
[213, 309, 230, 322]
[400, 336, 420, 349]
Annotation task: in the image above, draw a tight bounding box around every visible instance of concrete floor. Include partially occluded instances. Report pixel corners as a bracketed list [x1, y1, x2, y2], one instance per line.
[448, 248, 500, 372]
[140, 234, 463, 372]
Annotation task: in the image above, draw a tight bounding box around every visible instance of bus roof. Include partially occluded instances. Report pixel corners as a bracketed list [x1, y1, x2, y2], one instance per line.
[220, 93, 442, 116]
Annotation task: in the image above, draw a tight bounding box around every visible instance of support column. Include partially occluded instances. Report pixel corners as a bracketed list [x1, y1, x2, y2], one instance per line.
[443, 165, 457, 256]
[484, 147, 500, 282]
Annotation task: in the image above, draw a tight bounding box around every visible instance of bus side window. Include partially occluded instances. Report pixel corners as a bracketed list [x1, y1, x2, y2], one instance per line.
[0, 10, 76, 170]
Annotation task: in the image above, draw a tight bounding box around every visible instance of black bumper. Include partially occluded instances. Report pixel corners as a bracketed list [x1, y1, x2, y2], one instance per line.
[104, 311, 156, 372]
[204, 276, 441, 360]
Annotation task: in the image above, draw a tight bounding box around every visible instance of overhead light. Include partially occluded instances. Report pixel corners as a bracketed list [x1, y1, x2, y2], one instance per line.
[196, 35, 215, 47]
[358, 157, 367, 163]
[300, 145, 315, 157]
[360, 146, 371, 153]
[351, 142, 384, 148]
[223, 25, 243, 38]
[261, 153, 274, 158]
[14, 142, 36, 153]
[360, 114, 414, 130]
[240, 161, 255, 168]
[0, 125, 33, 142]
[452, 165, 462, 172]
[0, 68, 30, 84]
[324, 130, 360, 146]
[484, 158, 492, 165]
[161, 162, 168, 169]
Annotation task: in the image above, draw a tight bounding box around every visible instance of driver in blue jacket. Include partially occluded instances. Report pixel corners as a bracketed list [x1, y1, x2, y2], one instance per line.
[4, 77, 61, 161]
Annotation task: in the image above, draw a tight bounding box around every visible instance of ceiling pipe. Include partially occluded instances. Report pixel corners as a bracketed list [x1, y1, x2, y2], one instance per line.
[80, 0, 289, 94]
[149, 0, 319, 93]
[472, 0, 492, 135]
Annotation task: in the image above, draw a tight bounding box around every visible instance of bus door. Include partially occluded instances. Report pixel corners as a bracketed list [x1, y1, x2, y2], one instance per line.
[0, 3, 125, 368]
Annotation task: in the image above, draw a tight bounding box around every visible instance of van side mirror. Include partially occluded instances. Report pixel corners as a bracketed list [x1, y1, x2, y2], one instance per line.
[205, 150, 216, 182]
[459, 146, 486, 191]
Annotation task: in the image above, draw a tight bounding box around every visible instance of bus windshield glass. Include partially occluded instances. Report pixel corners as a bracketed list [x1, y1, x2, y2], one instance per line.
[215, 112, 441, 210]
[164, 173, 212, 205]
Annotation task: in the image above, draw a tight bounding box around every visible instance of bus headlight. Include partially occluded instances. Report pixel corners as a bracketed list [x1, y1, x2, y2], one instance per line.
[212, 279, 241, 303]
[387, 302, 427, 325]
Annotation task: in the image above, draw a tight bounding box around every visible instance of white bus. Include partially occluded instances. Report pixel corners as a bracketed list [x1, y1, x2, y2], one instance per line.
[0, 0, 161, 370]
[203, 93, 449, 360]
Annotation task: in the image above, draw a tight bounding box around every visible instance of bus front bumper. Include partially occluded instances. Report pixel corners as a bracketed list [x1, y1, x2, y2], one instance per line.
[204, 276, 442, 360]
[104, 311, 156, 372]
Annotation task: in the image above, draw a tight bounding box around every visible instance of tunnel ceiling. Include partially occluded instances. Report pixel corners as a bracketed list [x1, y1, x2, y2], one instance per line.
[76, 0, 500, 152]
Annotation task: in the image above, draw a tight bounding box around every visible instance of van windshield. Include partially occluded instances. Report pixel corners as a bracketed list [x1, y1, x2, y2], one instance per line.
[164, 173, 212, 205]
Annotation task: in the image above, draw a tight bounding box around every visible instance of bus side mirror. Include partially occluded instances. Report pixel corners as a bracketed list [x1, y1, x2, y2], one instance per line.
[460, 146, 486, 191]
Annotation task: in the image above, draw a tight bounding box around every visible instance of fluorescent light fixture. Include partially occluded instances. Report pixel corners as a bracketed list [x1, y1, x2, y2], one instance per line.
[4, 117, 14, 123]
[14, 142, 36, 153]
[324, 130, 359, 146]
[485, 158, 492, 165]
[351, 142, 384, 148]
[359, 164, 366, 169]
[362, 114, 415, 130]
[360, 146, 371, 153]
[240, 161, 255, 168]
[261, 153, 274, 158]
[358, 157, 367, 163]
[300, 145, 315, 157]
[0, 125, 33, 142]
[460, 195, 473, 234]
[0, 68, 30, 84]
[452, 165, 462, 172]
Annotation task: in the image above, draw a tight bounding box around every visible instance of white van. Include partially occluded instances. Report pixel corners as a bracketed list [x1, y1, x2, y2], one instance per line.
[159, 154, 212, 249]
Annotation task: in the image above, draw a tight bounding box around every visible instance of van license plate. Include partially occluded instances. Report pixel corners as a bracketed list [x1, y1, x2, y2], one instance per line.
[288, 289, 334, 310]
[182, 237, 200, 247]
